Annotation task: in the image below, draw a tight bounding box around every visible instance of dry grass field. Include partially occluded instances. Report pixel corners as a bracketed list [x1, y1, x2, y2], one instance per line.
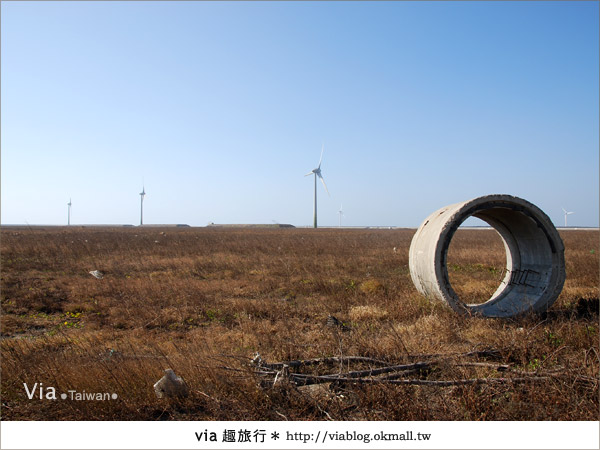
[1, 226, 598, 420]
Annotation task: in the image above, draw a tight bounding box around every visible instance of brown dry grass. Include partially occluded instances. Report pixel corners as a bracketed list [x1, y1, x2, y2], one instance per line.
[1, 226, 598, 420]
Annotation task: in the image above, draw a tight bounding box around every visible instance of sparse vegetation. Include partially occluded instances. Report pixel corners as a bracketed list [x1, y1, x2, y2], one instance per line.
[1, 226, 598, 420]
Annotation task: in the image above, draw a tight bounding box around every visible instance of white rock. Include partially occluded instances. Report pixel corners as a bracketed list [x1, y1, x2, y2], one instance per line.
[153, 369, 189, 399]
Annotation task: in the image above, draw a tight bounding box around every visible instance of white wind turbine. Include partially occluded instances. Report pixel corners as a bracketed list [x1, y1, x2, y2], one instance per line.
[140, 185, 146, 225]
[562, 208, 574, 227]
[338, 204, 344, 227]
[67, 198, 72, 226]
[305, 144, 329, 228]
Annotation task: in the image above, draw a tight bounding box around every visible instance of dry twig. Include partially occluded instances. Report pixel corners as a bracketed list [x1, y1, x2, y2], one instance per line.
[249, 351, 576, 389]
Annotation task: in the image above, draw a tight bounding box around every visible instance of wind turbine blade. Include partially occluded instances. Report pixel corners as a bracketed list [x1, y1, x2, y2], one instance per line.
[318, 173, 330, 196]
[305, 171, 314, 176]
[318, 143, 324, 168]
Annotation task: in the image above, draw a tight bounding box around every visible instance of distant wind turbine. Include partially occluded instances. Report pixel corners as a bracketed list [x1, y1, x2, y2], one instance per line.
[67, 198, 72, 226]
[338, 204, 344, 227]
[140, 185, 146, 225]
[305, 144, 329, 228]
[562, 208, 574, 227]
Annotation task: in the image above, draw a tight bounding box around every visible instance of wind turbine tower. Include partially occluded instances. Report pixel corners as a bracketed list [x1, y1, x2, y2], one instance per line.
[338, 204, 344, 227]
[305, 144, 329, 228]
[67, 198, 72, 226]
[562, 208, 574, 227]
[140, 186, 146, 226]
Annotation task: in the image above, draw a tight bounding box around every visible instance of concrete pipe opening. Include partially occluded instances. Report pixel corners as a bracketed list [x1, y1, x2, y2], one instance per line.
[409, 195, 566, 317]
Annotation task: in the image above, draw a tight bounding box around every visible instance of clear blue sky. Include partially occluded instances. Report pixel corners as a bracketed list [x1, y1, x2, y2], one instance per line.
[2, 1, 598, 227]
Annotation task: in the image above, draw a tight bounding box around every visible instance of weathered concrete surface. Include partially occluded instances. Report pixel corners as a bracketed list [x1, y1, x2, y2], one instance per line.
[409, 194, 565, 317]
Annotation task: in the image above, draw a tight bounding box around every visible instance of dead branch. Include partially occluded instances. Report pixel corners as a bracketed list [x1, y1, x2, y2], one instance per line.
[288, 362, 432, 386]
[247, 349, 578, 389]
[290, 374, 552, 387]
[255, 355, 391, 370]
[401, 349, 502, 361]
[455, 362, 512, 371]
[376, 369, 431, 380]
[380, 376, 552, 386]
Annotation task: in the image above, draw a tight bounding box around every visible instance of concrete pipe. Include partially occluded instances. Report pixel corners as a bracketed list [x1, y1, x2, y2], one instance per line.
[409, 194, 565, 317]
